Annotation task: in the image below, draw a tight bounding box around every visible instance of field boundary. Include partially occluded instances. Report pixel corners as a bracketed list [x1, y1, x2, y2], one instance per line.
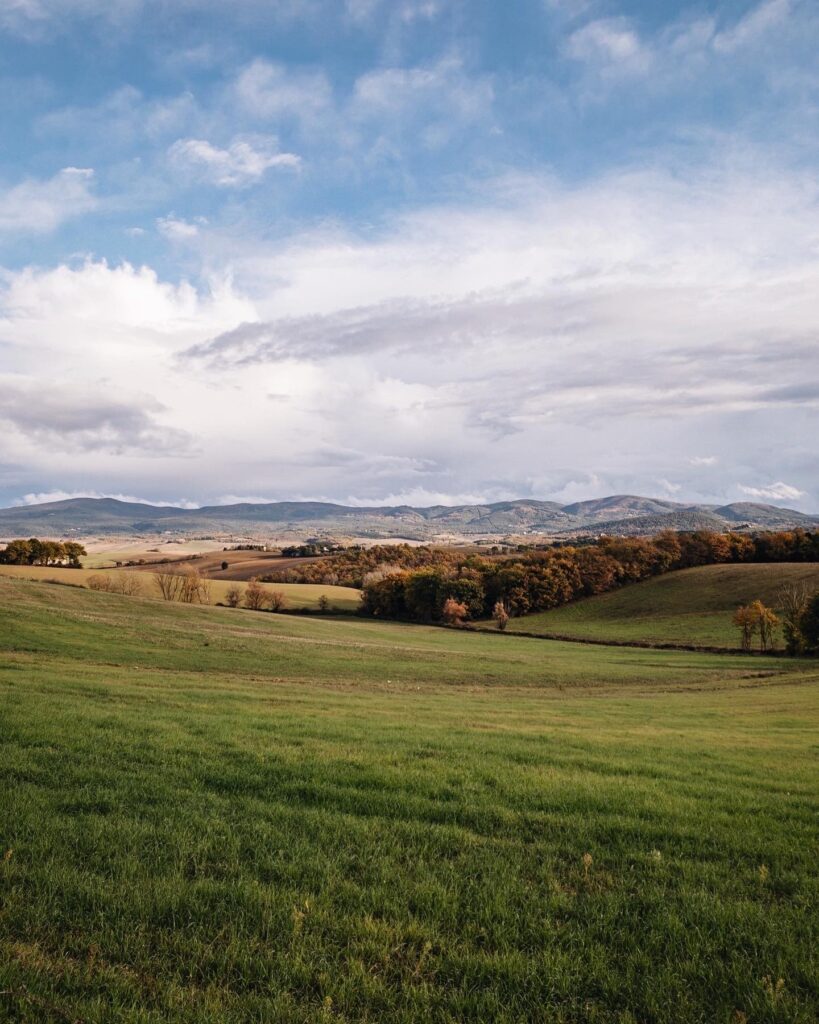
[463, 622, 790, 656]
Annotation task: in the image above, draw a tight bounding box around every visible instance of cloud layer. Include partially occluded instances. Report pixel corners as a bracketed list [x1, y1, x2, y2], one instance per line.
[0, 0, 816, 510]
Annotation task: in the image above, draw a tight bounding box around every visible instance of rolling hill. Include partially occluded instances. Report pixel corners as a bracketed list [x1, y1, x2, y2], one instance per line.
[493, 562, 819, 649]
[0, 493, 816, 539]
[1, 577, 817, 1022]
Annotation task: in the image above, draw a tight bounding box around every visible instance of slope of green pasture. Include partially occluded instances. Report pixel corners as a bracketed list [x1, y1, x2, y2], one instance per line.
[1, 578, 817, 1024]
[497, 563, 819, 648]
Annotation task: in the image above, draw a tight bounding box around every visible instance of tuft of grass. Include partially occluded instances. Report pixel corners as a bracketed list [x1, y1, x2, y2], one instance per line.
[1, 578, 817, 1023]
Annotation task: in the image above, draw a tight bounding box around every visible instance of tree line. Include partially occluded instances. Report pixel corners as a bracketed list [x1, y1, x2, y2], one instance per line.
[268, 530, 819, 640]
[0, 537, 87, 567]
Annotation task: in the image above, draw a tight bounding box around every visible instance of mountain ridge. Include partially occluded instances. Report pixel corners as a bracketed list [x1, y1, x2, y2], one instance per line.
[0, 494, 816, 539]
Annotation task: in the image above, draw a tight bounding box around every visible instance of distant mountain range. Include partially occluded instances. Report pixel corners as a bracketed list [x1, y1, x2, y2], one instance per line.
[0, 495, 817, 540]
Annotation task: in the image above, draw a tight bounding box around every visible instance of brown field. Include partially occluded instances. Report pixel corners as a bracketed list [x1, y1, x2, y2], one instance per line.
[125, 549, 328, 580]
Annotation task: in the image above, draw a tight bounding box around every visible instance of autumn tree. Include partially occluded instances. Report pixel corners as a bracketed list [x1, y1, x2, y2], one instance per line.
[442, 597, 468, 625]
[798, 591, 819, 654]
[63, 542, 87, 567]
[225, 584, 243, 608]
[777, 582, 811, 655]
[733, 605, 756, 652]
[269, 590, 287, 612]
[492, 600, 509, 631]
[750, 600, 778, 651]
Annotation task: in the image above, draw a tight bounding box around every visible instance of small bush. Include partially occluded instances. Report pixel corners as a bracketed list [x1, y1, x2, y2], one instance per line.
[442, 598, 468, 625]
[244, 579, 267, 611]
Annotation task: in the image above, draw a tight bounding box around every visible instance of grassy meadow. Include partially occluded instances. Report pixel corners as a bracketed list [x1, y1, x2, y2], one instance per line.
[495, 563, 819, 649]
[0, 564, 361, 612]
[1, 577, 818, 1022]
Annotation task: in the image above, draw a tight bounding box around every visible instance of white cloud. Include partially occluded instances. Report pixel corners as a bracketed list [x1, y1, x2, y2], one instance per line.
[0, 377, 192, 455]
[344, 0, 440, 25]
[345, 487, 497, 507]
[233, 59, 333, 129]
[563, 0, 809, 94]
[1, 162, 817, 508]
[37, 86, 202, 154]
[567, 18, 647, 67]
[156, 215, 202, 241]
[713, 0, 791, 54]
[19, 490, 198, 507]
[0, 167, 96, 235]
[169, 135, 300, 186]
[0, 258, 257, 495]
[738, 482, 805, 502]
[351, 57, 493, 137]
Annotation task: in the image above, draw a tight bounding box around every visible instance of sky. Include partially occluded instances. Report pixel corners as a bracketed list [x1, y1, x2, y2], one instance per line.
[0, 0, 817, 512]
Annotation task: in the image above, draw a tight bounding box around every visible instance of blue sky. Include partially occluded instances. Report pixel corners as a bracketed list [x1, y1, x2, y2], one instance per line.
[0, 0, 817, 511]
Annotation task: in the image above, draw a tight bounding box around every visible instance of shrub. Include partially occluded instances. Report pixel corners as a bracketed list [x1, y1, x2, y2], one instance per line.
[87, 574, 113, 593]
[492, 601, 509, 631]
[442, 598, 468, 625]
[244, 578, 267, 611]
[88, 573, 142, 596]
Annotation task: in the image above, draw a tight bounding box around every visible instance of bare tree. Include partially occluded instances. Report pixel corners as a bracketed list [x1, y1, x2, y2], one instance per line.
[269, 590, 287, 612]
[177, 568, 211, 604]
[113, 572, 142, 596]
[154, 571, 185, 602]
[244, 578, 267, 611]
[225, 584, 243, 608]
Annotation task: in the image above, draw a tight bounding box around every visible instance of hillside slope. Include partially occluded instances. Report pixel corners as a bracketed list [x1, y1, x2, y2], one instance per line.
[0, 565, 361, 611]
[1, 579, 817, 1023]
[495, 563, 819, 649]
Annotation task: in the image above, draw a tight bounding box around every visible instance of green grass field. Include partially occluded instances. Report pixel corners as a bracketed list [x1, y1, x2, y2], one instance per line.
[0, 565, 361, 612]
[494, 563, 819, 649]
[1, 577, 818, 1023]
